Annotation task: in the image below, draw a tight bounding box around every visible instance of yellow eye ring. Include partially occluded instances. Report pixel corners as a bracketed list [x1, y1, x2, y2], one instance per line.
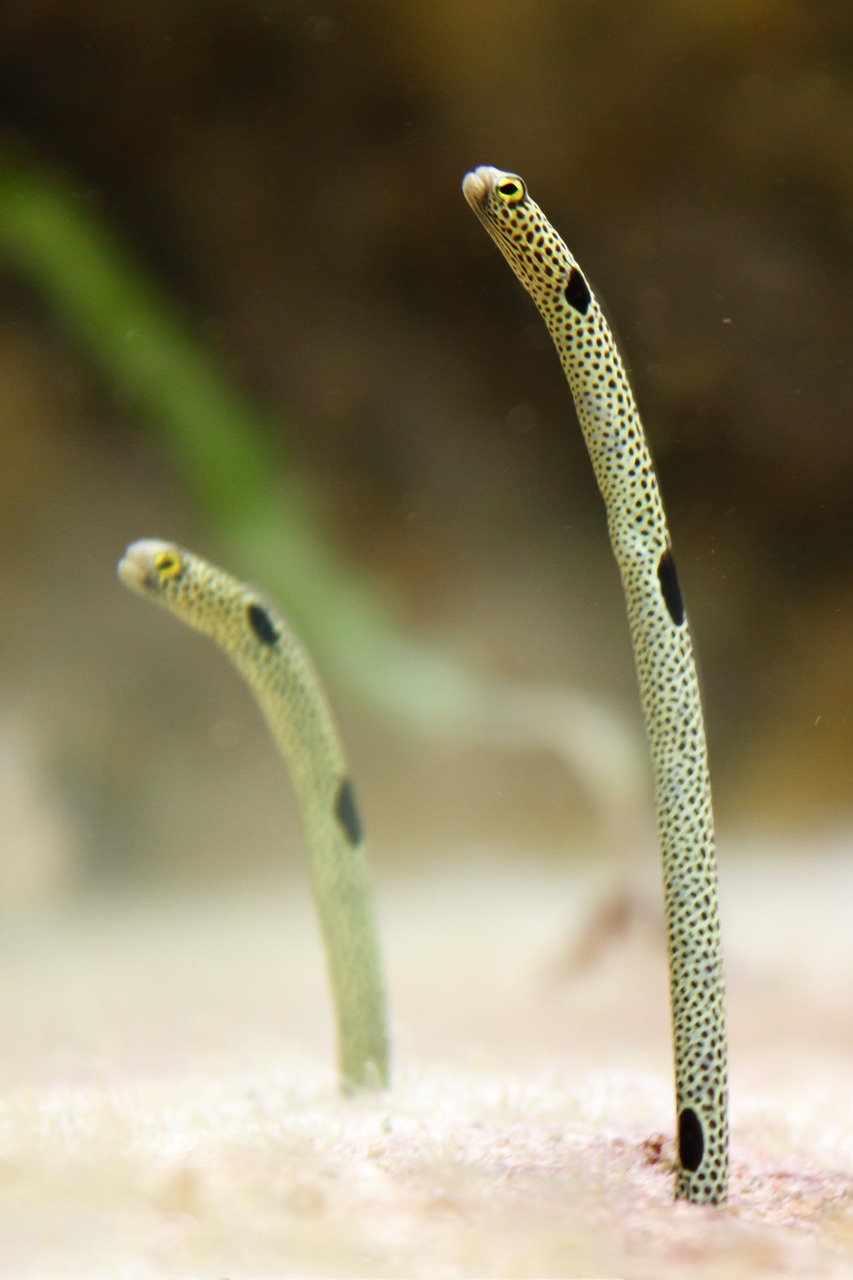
[154, 550, 183, 581]
[496, 176, 526, 204]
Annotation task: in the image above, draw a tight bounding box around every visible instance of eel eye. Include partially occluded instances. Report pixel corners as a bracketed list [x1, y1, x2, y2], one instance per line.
[496, 176, 525, 204]
[154, 550, 183, 581]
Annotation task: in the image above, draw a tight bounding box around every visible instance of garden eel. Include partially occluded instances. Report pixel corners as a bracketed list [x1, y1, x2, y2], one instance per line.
[118, 539, 389, 1094]
[463, 166, 728, 1205]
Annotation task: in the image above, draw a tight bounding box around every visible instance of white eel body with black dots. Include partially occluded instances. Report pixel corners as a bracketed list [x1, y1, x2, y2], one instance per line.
[118, 539, 389, 1094]
[463, 166, 728, 1204]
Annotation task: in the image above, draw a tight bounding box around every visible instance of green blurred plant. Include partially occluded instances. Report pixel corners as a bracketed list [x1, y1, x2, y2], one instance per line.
[0, 156, 477, 722]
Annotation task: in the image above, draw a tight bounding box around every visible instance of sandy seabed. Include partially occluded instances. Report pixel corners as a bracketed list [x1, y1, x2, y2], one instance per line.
[0, 838, 852, 1279]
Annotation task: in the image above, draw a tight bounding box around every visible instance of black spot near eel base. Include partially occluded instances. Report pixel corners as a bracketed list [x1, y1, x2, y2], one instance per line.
[564, 267, 591, 315]
[657, 545, 685, 626]
[247, 601, 279, 646]
[678, 1107, 705, 1173]
[335, 777, 363, 846]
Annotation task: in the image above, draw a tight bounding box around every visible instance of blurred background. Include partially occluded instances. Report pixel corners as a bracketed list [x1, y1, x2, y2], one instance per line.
[0, 0, 852, 900]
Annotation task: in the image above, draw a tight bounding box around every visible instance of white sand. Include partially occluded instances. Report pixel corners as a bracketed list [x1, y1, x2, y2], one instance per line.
[0, 840, 852, 1278]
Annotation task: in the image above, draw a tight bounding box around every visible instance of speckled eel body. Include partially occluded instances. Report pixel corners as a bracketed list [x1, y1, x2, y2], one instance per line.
[463, 166, 728, 1204]
[118, 539, 389, 1094]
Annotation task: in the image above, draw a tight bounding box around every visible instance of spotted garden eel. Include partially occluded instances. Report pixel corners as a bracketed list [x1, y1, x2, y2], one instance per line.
[463, 166, 728, 1204]
[118, 539, 389, 1093]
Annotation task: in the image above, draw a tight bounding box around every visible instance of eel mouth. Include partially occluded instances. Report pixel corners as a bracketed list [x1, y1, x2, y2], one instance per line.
[462, 167, 491, 209]
[118, 553, 149, 594]
[117, 539, 166, 593]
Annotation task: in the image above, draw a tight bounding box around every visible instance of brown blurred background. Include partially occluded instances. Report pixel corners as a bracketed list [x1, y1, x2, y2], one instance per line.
[0, 0, 852, 894]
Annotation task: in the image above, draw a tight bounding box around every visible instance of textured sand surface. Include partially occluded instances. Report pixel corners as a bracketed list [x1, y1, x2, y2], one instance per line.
[0, 841, 852, 1278]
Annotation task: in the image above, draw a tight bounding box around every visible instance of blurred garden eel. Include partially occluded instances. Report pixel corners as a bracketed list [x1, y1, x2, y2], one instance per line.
[463, 166, 728, 1205]
[118, 539, 389, 1093]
